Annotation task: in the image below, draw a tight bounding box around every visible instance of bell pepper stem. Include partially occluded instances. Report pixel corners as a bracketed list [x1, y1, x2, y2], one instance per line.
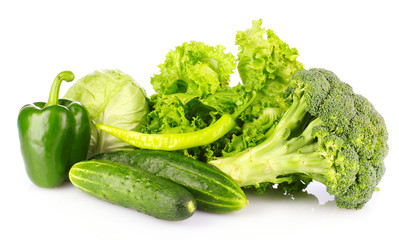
[45, 71, 75, 106]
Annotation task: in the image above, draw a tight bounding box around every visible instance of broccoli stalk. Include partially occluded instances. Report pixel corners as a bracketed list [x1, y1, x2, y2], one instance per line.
[210, 68, 388, 209]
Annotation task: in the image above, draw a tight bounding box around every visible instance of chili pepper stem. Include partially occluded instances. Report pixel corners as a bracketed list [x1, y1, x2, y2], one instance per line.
[45, 71, 75, 107]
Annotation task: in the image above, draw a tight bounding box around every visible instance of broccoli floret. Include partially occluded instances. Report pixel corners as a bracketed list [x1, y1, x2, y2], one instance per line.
[210, 68, 388, 209]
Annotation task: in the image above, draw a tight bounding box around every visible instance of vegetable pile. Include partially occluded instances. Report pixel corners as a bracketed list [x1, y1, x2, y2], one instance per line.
[17, 19, 388, 220]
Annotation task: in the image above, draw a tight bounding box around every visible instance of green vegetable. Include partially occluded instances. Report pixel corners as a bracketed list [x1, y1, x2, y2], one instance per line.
[151, 41, 236, 105]
[17, 71, 91, 188]
[64, 70, 149, 158]
[144, 41, 243, 159]
[144, 20, 303, 162]
[96, 115, 235, 151]
[69, 160, 196, 221]
[226, 19, 304, 156]
[236, 19, 304, 95]
[95, 92, 256, 151]
[92, 150, 248, 213]
[210, 68, 388, 209]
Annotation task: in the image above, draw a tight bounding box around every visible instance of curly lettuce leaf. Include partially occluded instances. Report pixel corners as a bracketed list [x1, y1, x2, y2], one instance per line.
[200, 84, 248, 115]
[145, 20, 304, 165]
[146, 41, 241, 135]
[213, 19, 305, 159]
[236, 19, 303, 109]
[151, 41, 236, 104]
[144, 95, 198, 134]
[205, 19, 305, 163]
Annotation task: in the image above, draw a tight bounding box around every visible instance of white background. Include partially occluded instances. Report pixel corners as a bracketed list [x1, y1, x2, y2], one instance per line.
[1, 0, 398, 239]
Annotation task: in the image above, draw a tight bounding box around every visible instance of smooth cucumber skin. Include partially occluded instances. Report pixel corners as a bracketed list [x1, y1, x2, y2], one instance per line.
[92, 150, 247, 213]
[69, 160, 196, 221]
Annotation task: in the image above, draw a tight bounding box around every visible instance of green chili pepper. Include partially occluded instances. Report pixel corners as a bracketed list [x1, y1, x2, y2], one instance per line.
[96, 92, 256, 151]
[17, 71, 91, 188]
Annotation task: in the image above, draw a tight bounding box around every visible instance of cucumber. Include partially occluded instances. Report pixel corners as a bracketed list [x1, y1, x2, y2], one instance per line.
[92, 150, 247, 213]
[69, 160, 196, 221]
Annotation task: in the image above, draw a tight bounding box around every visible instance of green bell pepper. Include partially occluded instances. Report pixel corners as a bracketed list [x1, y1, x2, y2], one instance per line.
[17, 71, 91, 188]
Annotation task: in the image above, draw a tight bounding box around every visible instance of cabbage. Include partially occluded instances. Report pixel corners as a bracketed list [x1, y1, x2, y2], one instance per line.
[64, 70, 149, 158]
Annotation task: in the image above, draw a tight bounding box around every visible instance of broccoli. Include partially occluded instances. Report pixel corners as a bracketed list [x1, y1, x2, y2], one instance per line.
[209, 68, 388, 209]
